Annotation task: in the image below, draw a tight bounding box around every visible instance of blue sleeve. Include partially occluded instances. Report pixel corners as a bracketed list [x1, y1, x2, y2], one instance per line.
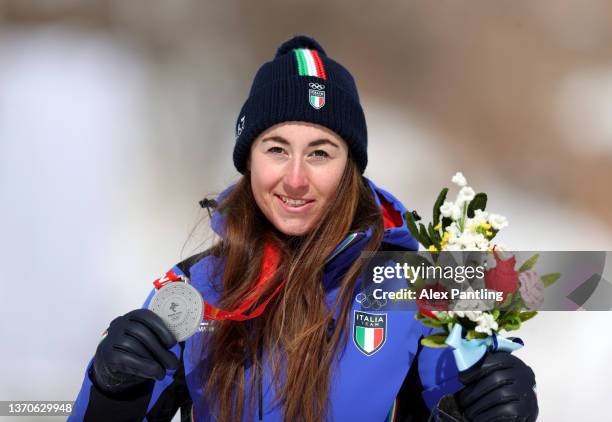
[69, 278, 189, 421]
[417, 328, 465, 410]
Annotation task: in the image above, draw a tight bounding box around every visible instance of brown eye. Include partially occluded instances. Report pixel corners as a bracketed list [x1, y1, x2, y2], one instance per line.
[311, 150, 330, 159]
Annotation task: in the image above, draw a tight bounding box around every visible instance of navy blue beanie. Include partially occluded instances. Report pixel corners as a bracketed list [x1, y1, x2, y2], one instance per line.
[232, 35, 368, 174]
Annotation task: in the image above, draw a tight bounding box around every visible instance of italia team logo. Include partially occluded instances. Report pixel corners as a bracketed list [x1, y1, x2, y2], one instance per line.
[353, 310, 387, 356]
[308, 82, 325, 109]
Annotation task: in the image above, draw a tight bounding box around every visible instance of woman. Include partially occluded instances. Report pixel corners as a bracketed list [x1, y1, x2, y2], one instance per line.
[69, 36, 538, 422]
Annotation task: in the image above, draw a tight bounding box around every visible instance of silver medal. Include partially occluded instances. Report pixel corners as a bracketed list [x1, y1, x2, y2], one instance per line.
[148, 282, 203, 342]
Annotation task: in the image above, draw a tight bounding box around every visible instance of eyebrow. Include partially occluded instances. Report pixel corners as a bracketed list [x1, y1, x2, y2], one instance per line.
[261, 136, 339, 148]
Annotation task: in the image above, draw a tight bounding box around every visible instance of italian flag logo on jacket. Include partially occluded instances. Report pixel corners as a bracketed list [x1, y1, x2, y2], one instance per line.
[353, 311, 387, 356]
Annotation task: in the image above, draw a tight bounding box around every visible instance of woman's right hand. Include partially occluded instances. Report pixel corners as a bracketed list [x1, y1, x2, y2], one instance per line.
[91, 309, 179, 394]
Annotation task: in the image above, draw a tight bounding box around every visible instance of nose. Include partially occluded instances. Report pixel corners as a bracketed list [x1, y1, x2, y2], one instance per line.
[283, 158, 309, 193]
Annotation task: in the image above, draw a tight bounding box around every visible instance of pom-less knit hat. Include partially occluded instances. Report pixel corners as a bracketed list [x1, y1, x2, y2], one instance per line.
[232, 35, 368, 174]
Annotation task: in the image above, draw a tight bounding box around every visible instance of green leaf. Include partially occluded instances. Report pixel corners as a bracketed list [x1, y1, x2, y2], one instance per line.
[420, 333, 449, 348]
[541, 273, 561, 287]
[467, 193, 488, 218]
[422, 319, 446, 329]
[508, 294, 525, 313]
[519, 254, 540, 272]
[418, 223, 432, 248]
[428, 222, 441, 248]
[412, 277, 427, 290]
[458, 202, 468, 232]
[433, 187, 448, 228]
[405, 211, 420, 241]
[418, 313, 439, 322]
[441, 217, 453, 232]
[466, 330, 489, 340]
[500, 316, 521, 331]
[491, 309, 500, 320]
[498, 293, 514, 310]
[496, 310, 518, 327]
[435, 312, 453, 323]
[519, 311, 538, 322]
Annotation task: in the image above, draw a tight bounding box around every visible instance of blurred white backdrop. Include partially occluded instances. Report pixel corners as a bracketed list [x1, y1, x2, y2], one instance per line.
[1, 3, 612, 421]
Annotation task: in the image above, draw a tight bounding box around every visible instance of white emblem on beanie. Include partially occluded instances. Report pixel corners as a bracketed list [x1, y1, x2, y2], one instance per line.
[308, 82, 326, 110]
[236, 115, 246, 138]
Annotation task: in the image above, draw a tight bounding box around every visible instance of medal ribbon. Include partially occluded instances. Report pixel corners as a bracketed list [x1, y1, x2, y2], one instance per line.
[153, 240, 285, 321]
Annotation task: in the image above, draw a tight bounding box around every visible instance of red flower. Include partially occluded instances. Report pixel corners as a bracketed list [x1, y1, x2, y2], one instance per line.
[484, 251, 518, 302]
[416, 283, 449, 312]
[419, 309, 439, 319]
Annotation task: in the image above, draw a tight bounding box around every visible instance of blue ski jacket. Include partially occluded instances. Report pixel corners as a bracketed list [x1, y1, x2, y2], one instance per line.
[69, 178, 463, 421]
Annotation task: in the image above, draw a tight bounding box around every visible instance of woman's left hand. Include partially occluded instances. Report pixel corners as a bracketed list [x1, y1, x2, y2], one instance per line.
[455, 351, 538, 422]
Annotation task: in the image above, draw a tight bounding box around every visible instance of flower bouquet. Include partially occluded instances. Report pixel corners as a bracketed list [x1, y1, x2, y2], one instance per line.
[404, 172, 560, 370]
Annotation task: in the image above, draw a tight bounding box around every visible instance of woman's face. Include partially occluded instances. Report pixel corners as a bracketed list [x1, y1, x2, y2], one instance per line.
[248, 122, 349, 236]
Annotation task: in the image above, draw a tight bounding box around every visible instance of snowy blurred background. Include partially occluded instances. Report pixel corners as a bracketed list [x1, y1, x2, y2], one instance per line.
[1, 1, 611, 420]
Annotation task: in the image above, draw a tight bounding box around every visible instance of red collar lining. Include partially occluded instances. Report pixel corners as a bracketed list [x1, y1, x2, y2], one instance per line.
[379, 193, 403, 229]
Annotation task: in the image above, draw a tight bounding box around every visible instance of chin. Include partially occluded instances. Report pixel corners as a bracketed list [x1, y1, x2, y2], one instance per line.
[279, 227, 309, 237]
[275, 222, 312, 237]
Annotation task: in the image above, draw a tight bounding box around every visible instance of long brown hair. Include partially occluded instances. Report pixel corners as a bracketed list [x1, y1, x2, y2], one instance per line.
[203, 158, 384, 421]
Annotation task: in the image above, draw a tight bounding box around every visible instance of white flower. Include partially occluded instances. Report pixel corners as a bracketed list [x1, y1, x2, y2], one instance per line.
[451, 204, 463, 221]
[457, 232, 474, 248]
[474, 313, 499, 336]
[461, 232, 489, 250]
[465, 311, 482, 322]
[473, 209, 489, 225]
[489, 214, 509, 230]
[443, 243, 459, 251]
[452, 172, 467, 187]
[476, 237, 491, 251]
[448, 310, 483, 321]
[447, 222, 461, 237]
[448, 309, 498, 335]
[458, 186, 475, 203]
[465, 311, 483, 322]
[461, 231, 490, 251]
[440, 201, 454, 218]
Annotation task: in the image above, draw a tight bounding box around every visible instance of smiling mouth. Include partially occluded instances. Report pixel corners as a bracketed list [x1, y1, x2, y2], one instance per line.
[275, 194, 315, 208]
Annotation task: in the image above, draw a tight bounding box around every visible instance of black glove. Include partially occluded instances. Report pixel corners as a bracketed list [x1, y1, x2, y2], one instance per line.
[455, 352, 538, 422]
[432, 394, 467, 422]
[91, 309, 179, 394]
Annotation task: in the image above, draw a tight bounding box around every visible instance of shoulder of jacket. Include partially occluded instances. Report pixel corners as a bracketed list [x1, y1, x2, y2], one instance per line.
[378, 241, 413, 252]
[175, 245, 222, 278]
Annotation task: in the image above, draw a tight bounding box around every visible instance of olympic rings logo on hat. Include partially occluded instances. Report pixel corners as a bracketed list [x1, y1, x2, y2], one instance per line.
[355, 292, 387, 310]
[308, 82, 325, 90]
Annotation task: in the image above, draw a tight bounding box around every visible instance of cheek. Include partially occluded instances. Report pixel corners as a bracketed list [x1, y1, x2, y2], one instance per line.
[251, 175, 267, 203]
[250, 167, 278, 207]
[316, 164, 346, 197]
